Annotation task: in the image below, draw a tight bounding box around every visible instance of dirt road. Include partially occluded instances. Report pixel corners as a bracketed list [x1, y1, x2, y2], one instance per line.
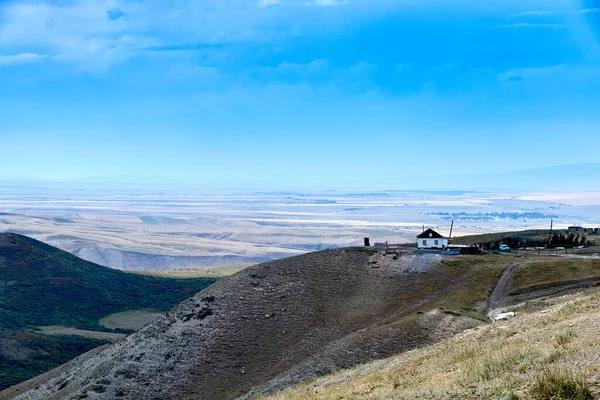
[486, 264, 519, 320]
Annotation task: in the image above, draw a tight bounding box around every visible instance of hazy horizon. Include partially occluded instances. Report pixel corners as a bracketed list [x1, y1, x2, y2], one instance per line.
[0, 162, 599, 193]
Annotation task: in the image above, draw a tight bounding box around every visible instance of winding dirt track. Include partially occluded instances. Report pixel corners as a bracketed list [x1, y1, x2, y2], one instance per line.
[486, 264, 519, 320]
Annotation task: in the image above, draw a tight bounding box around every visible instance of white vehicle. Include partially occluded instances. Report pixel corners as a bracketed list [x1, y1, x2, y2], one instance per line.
[494, 312, 516, 321]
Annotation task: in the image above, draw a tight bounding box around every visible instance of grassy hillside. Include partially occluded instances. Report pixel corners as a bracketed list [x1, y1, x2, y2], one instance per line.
[0, 233, 216, 332]
[266, 291, 600, 400]
[7, 246, 600, 400]
[452, 230, 552, 246]
[0, 232, 216, 390]
[511, 257, 600, 293]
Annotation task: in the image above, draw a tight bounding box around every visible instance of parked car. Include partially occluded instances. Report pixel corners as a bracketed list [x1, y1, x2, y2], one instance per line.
[499, 244, 511, 252]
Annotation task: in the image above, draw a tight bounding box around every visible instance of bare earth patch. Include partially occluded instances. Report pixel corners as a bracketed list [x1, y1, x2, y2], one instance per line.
[126, 263, 254, 278]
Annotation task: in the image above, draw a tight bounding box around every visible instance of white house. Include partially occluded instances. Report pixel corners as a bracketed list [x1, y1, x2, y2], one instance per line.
[416, 228, 449, 249]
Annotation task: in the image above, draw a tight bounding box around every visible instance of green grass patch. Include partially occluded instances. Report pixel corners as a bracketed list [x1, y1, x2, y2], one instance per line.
[99, 310, 163, 331]
[530, 369, 593, 400]
[511, 258, 600, 294]
[428, 256, 506, 316]
[555, 332, 575, 347]
[453, 230, 552, 246]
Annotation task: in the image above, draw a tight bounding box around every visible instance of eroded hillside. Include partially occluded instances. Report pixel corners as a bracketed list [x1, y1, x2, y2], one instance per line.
[3, 248, 600, 400]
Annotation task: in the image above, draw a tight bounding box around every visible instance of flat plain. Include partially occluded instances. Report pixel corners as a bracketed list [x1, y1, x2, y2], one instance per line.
[1, 185, 599, 272]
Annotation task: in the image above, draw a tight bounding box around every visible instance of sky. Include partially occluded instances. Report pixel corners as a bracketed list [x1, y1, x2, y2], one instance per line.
[1, 0, 600, 189]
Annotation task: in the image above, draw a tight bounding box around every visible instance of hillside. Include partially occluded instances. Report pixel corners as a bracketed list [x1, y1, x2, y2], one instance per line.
[4, 247, 600, 399]
[452, 230, 552, 246]
[452, 230, 600, 255]
[267, 290, 600, 399]
[0, 233, 216, 390]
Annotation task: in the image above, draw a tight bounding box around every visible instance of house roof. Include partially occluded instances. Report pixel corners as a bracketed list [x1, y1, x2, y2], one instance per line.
[417, 228, 444, 239]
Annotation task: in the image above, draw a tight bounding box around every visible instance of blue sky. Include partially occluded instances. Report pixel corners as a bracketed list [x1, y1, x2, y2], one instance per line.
[1, 0, 600, 189]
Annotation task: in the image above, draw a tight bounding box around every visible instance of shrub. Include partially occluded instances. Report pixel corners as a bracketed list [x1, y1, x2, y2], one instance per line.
[530, 369, 593, 400]
[555, 332, 575, 347]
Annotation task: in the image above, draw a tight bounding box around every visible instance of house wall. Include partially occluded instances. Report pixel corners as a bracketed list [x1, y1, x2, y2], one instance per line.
[417, 238, 448, 249]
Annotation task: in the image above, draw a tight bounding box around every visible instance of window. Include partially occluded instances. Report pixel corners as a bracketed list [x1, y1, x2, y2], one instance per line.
[434, 240, 439, 245]
[429, 233, 432, 237]
[423, 240, 427, 246]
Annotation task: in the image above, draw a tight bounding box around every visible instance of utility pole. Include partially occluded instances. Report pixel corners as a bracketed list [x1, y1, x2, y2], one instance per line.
[448, 220, 454, 240]
[548, 219, 553, 247]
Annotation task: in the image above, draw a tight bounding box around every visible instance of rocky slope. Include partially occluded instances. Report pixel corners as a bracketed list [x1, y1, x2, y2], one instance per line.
[3, 247, 492, 400]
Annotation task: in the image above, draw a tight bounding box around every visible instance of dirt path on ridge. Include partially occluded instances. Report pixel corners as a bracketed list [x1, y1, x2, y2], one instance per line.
[486, 264, 519, 320]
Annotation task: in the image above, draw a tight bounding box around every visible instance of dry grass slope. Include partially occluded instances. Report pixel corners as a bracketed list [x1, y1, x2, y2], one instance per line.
[266, 291, 600, 400]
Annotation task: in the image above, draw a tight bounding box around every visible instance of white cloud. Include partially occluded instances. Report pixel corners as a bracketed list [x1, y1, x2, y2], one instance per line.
[314, 0, 349, 6]
[495, 23, 564, 28]
[578, 8, 600, 14]
[258, 0, 281, 7]
[0, 1, 135, 69]
[512, 11, 557, 17]
[0, 0, 397, 72]
[0, 53, 50, 66]
[259, 0, 350, 7]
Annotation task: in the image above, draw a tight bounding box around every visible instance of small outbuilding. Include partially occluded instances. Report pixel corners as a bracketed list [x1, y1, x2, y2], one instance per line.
[416, 228, 449, 249]
[568, 226, 585, 235]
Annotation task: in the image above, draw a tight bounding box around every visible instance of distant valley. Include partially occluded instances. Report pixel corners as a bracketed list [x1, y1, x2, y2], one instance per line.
[1, 186, 598, 273]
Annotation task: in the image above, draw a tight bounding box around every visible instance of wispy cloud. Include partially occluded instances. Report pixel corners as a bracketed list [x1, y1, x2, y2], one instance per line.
[258, 0, 349, 7]
[0, 0, 364, 72]
[314, 0, 349, 6]
[258, 0, 281, 7]
[138, 43, 228, 52]
[512, 11, 557, 17]
[495, 23, 565, 28]
[500, 64, 566, 82]
[0, 53, 51, 66]
[578, 8, 600, 14]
